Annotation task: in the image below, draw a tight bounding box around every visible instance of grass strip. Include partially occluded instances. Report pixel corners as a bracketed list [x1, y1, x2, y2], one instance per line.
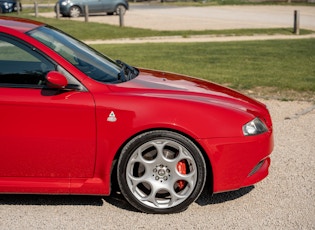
[91, 39, 315, 100]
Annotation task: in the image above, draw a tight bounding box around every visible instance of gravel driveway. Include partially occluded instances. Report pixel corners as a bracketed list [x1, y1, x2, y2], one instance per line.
[103, 5, 315, 31]
[0, 99, 314, 229]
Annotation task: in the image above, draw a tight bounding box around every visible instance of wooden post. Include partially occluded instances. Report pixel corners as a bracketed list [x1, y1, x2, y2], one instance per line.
[56, 3, 60, 19]
[16, 0, 20, 15]
[84, 5, 89, 22]
[34, 2, 38, 18]
[294, 10, 300, 35]
[119, 7, 124, 27]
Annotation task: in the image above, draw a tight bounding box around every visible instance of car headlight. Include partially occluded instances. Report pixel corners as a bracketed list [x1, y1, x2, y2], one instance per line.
[60, 0, 70, 5]
[242, 117, 268, 136]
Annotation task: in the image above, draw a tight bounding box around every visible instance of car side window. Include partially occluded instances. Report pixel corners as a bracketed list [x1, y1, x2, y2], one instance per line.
[0, 34, 55, 87]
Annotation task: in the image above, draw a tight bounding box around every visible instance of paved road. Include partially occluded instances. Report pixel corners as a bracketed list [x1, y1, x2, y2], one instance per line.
[40, 5, 315, 31]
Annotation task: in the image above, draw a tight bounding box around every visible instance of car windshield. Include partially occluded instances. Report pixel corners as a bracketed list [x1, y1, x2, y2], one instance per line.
[27, 25, 137, 83]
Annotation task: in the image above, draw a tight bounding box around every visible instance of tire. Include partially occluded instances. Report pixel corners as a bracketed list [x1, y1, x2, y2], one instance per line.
[117, 130, 206, 214]
[69, 5, 81, 18]
[115, 4, 126, 15]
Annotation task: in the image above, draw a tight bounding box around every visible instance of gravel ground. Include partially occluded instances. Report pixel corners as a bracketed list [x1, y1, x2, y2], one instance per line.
[0, 99, 314, 229]
[105, 5, 315, 31]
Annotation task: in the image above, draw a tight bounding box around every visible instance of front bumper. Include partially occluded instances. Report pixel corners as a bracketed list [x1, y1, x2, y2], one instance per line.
[199, 131, 273, 193]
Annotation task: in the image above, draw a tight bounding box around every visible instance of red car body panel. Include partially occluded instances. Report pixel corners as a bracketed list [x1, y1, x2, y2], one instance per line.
[0, 16, 273, 196]
[0, 16, 42, 33]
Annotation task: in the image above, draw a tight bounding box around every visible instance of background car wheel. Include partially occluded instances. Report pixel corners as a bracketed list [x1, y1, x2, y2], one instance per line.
[115, 4, 126, 15]
[69, 6, 81, 17]
[117, 130, 206, 214]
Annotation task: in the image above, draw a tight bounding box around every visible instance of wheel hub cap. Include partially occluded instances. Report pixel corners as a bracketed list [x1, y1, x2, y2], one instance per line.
[153, 165, 170, 181]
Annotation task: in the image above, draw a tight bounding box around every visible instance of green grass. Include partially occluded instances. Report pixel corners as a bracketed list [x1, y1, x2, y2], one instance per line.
[92, 39, 315, 97]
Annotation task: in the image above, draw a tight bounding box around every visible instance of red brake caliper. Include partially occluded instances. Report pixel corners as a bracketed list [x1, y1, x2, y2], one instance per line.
[176, 160, 187, 190]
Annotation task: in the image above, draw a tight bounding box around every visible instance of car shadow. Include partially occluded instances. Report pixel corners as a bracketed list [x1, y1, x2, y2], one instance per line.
[195, 185, 255, 206]
[79, 13, 117, 17]
[0, 193, 138, 212]
[103, 191, 139, 212]
[105, 185, 255, 212]
[0, 186, 254, 212]
[0, 194, 104, 206]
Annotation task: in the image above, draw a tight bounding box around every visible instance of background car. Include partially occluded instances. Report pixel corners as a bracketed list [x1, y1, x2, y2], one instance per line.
[0, 16, 273, 214]
[0, 0, 21, 13]
[55, 0, 129, 17]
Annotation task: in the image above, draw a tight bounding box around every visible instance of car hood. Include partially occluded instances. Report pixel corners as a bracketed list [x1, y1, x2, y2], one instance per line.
[107, 68, 270, 123]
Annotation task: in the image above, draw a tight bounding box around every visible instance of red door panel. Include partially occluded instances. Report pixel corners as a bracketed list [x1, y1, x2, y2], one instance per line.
[0, 87, 96, 178]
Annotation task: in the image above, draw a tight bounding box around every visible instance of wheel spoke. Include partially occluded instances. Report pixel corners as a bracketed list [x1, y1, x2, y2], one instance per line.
[161, 141, 194, 166]
[151, 141, 167, 162]
[128, 148, 156, 170]
[168, 190, 187, 207]
[138, 180, 190, 208]
[139, 184, 160, 207]
[173, 169, 196, 184]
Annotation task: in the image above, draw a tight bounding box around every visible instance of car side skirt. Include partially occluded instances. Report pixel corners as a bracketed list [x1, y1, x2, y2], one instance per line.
[0, 177, 110, 195]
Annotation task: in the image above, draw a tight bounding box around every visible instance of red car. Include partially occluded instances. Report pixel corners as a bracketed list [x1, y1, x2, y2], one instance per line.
[0, 16, 273, 214]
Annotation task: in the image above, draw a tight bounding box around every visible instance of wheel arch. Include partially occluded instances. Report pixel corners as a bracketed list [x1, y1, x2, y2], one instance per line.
[109, 127, 214, 195]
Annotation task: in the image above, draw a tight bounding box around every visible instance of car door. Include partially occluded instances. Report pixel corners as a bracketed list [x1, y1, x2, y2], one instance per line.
[0, 34, 96, 179]
[84, 0, 103, 13]
[101, 0, 112, 12]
